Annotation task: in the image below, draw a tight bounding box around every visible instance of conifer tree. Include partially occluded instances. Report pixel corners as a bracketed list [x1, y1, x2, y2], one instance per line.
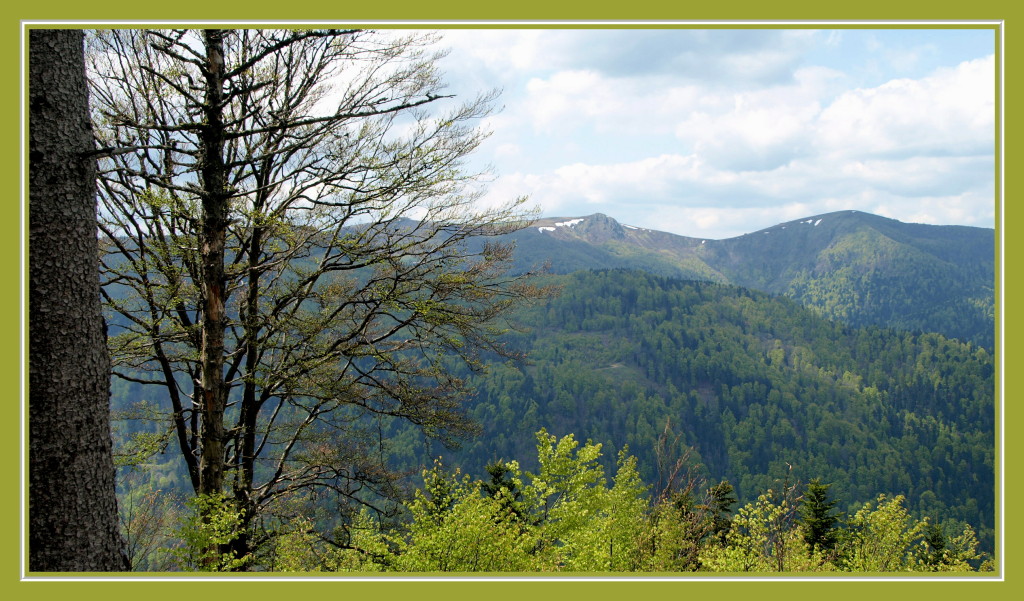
[917, 521, 947, 569]
[704, 480, 737, 543]
[482, 461, 528, 524]
[800, 478, 841, 557]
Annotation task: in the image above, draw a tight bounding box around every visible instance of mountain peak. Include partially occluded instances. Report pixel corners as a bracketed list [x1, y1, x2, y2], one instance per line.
[513, 209, 993, 348]
[534, 213, 627, 243]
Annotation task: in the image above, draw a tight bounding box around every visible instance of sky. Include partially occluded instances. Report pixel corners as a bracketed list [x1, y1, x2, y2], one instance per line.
[423, 27, 996, 240]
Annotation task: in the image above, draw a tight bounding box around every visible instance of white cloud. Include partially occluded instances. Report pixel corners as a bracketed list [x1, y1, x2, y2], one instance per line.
[675, 66, 841, 171]
[814, 55, 995, 160]
[655, 202, 828, 238]
[515, 70, 701, 139]
[481, 141, 993, 239]
[439, 29, 556, 81]
[436, 30, 996, 238]
[443, 29, 816, 83]
[479, 154, 696, 213]
[522, 70, 612, 132]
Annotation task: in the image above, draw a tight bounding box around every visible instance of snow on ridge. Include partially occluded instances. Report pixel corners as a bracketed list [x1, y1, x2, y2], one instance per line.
[814, 219, 823, 226]
[538, 217, 585, 233]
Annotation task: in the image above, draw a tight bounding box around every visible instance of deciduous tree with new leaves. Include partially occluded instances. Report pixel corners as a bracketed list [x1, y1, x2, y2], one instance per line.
[255, 430, 989, 573]
[87, 28, 546, 565]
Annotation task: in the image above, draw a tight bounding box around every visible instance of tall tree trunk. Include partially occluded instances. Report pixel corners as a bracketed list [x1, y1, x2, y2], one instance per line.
[198, 29, 230, 499]
[196, 29, 234, 568]
[28, 28, 124, 572]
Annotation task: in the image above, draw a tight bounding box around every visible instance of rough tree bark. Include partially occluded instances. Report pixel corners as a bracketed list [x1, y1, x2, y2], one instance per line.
[28, 28, 124, 572]
[196, 28, 230, 501]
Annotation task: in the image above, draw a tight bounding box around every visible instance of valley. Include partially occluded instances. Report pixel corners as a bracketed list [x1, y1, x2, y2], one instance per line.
[110, 209, 998, 566]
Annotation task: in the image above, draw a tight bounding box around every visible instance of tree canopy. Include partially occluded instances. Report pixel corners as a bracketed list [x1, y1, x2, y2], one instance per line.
[264, 430, 991, 573]
[89, 28, 546, 564]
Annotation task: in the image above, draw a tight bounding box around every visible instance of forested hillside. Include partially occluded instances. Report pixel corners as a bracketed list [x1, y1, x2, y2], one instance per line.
[110, 267, 995, 569]
[397, 270, 994, 555]
[503, 212, 994, 348]
[36, 27, 995, 574]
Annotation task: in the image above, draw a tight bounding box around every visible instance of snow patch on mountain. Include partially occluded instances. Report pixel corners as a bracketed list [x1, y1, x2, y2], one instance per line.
[538, 217, 586, 233]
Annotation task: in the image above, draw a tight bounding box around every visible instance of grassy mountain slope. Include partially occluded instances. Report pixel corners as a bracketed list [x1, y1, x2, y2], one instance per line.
[506, 211, 994, 347]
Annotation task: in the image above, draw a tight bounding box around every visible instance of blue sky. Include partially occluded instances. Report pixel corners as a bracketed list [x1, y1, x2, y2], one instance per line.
[427, 27, 996, 239]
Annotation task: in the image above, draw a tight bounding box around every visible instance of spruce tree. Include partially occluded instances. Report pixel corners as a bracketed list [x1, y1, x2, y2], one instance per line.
[917, 521, 947, 569]
[482, 461, 527, 523]
[703, 480, 737, 543]
[800, 478, 841, 556]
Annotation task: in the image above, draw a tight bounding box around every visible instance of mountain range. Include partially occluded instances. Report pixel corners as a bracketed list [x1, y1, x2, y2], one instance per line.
[502, 210, 995, 348]
[106, 208, 998, 561]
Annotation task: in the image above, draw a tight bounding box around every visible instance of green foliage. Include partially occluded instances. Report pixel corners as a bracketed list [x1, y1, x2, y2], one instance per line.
[701, 491, 813, 572]
[117, 473, 183, 571]
[110, 265, 995, 570]
[337, 431, 989, 573]
[840, 494, 924, 572]
[94, 28, 551, 566]
[390, 432, 657, 572]
[704, 480, 738, 544]
[596, 450, 651, 570]
[645, 497, 706, 571]
[525, 429, 608, 559]
[170, 493, 252, 572]
[110, 398, 174, 469]
[407, 269, 993, 556]
[933, 524, 985, 571]
[913, 520, 986, 572]
[397, 459, 538, 572]
[112, 432, 165, 468]
[481, 461, 528, 522]
[330, 509, 395, 572]
[538, 445, 651, 571]
[271, 516, 323, 572]
[801, 478, 842, 558]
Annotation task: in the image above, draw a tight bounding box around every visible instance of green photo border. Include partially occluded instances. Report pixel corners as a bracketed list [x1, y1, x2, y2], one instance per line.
[4, 2, 1015, 599]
